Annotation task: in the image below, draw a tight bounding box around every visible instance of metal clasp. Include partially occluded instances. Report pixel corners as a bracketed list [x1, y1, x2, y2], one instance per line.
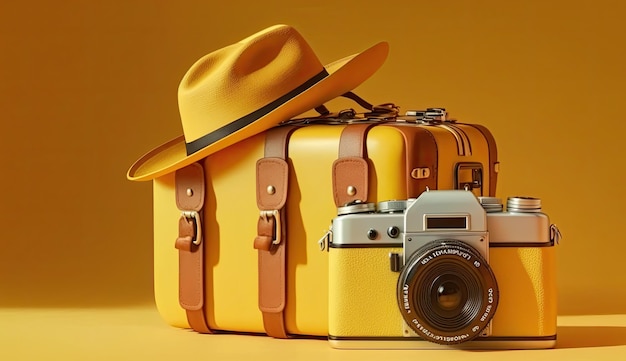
[405, 108, 448, 123]
[455, 162, 484, 196]
[550, 224, 562, 245]
[181, 210, 202, 246]
[260, 209, 282, 245]
[411, 167, 431, 180]
[317, 226, 333, 252]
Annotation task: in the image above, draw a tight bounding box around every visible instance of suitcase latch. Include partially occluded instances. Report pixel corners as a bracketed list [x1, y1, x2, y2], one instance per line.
[455, 162, 484, 196]
[411, 167, 431, 179]
[404, 108, 450, 123]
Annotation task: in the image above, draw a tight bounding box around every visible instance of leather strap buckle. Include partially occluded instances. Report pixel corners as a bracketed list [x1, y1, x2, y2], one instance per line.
[174, 163, 212, 334]
[260, 209, 281, 245]
[181, 210, 202, 246]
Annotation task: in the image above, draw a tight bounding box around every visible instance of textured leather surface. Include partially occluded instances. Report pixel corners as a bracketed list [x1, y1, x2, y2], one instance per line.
[175, 163, 204, 211]
[338, 123, 370, 158]
[394, 126, 438, 195]
[258, 243, 287, 313]
[328, 246, 557, 338]
[329, 247, 405, 337]
[254, 216, 275, 251]
[332, 156, 369, 206]
[176, 216, 202, 310]
[490, 247, 557, 336]
[332, 124, 372, 206]
[175, 164, 211, 333]
[256, 158, 289, 210]
[467, 124, 499, 196]
[174, 217, 194, 252]
[262, 312, 288, 339]
[153, 174, 189, 329]
[256, 126, 297, 338]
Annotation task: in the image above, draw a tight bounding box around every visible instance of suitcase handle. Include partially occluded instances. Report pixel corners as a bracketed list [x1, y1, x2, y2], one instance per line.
[284, 91, 399, 125]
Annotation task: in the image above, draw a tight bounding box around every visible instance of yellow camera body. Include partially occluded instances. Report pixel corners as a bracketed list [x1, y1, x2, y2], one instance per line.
[328, 190, 559, 349]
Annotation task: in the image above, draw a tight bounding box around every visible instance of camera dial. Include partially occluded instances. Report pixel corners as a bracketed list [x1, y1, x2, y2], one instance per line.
[477, 197, 503, 213]
[337, 201, 376, 216]
[377, 200, 407, 213]
[507, 197, 542, 213]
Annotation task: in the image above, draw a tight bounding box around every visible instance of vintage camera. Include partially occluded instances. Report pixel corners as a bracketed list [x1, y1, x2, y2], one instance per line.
[328, 190, 560, 349]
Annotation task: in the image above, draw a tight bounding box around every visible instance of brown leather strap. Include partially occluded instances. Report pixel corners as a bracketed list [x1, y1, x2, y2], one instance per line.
[332, 124, 375, 207]
[341, 91, 374, 111]
[314, 104, 331, 116]
[254, 126, 298, 338]
[309, 92, 397, 121]
[174, 163, 212, 334]
[467, 124, 499, 196]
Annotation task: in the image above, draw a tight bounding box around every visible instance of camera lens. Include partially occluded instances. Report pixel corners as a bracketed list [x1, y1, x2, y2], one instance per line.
[397, 240, 498, 345]
[435, 277, 464, 311]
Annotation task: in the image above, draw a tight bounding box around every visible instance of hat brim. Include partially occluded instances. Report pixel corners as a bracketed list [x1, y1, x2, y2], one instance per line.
[127, 41, 389, 181]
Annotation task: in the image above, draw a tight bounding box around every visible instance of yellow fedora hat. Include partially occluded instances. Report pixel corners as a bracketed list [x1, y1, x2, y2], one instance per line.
[127, 24, 389, 181]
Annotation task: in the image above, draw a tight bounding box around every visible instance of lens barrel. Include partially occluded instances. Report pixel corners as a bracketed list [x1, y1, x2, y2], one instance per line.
[397, 240, 499, 345]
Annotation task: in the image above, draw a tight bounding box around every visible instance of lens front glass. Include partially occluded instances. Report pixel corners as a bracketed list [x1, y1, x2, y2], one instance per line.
[434, 276, 465, 312]
[419, 260, 482, 332]
[397, 240, 498, 345]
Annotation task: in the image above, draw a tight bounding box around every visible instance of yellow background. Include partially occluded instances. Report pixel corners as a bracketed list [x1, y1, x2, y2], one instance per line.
[1, 0, 625, 358]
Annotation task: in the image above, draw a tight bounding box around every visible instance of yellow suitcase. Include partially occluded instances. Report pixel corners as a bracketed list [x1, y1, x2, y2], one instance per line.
[151, 109, 499, 337]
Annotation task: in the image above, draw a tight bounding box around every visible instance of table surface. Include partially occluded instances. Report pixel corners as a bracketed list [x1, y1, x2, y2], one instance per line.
[1, 306, 625, 361]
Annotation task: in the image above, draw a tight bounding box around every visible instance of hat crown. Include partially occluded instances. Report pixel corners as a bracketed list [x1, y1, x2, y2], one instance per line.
[128, 24, 389, 181]
[178, 25, 324, 143]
